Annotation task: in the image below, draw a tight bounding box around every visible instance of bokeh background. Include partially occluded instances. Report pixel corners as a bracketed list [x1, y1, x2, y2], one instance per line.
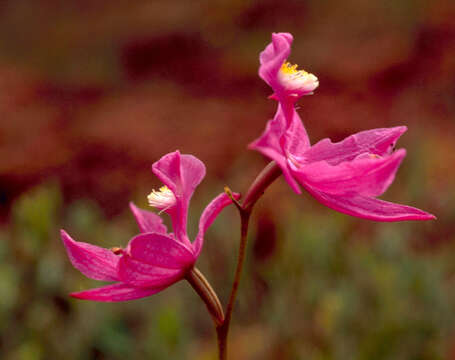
[1, 0, 454, 359]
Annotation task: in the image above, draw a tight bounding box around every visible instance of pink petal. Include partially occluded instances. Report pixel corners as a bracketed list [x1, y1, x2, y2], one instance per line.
[293, 149, 406, 197]
[70, 283, 166, 302]
[180, 153, 207, 192]
[303, 126, 407, 166]
[302, 184, 436, 222]
[249, 105, 308, 194]
[118, 255, 184, 287]
[127, 233, 195, 269]
[152, 151, 206, 243]
[259, 32, 293, 96]
[285, 107, 311, 154]
[193, 192, 241, 257]
[61, 230, 119, 281]
[129, 202, 168, 234]
[152, 151, 206, 199]
[250, 121, 299, 193]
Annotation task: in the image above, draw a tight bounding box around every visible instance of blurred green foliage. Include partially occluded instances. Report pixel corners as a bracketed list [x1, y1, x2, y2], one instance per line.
[0, 182, 453, 359]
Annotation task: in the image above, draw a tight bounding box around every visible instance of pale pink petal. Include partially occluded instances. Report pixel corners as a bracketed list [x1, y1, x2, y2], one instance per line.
[302, 184, 436, 222]
[293, 150, 406, 197]
[127, 233, 195, 269]
[152, 151, 206, 243]
[193, 192, 241, 256]
[118, 255, 184, 287]
[61, 230, 119, 281]
[303, 126, 407, 165]
[129, 202, 168, 234]
[70, 283, 166, 302]
[259, 32, 293, 95]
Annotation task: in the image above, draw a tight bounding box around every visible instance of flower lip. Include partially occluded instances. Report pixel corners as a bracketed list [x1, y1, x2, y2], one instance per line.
[147, 185, 176, 210]
[278, 61, 319, 95]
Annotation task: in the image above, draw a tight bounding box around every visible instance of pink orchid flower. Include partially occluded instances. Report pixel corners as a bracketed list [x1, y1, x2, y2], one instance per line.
[250, 33, 435, 222]
[259, 32, 319, 106]
[62, 151, 237, 302]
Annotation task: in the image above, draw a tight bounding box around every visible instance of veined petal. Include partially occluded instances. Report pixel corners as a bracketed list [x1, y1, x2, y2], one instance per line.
[152, 151, 206, 244]
[259, 32, 293, 94]
[118, 255, 184, 287]
[152, 151, 206, 200]
[129, 202, 168, 234]
[259, 32, 318, 101]
[303, 126, 407, 165]
[302, 184, 436, 222]
[284, 107, 311, 154]
[249, 110, 285, 160]
[249, 119, 300, 193]
[193, 192, 241, 257]
[249, 105, 307, 194]
[61, 230, 119, 281]
[127, 233, 195, 269]
[70, 283, 166, 302]
[293, 150, 406, 197]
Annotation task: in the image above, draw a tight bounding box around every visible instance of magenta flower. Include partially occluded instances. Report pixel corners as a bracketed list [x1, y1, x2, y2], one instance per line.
[259, 32, 319, 106]
[61, 151, 237, 302]
[250, 33, 435, 222]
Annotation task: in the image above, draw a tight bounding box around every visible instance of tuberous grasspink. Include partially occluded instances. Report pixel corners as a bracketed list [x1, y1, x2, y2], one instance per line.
[60, 32, 435, 360]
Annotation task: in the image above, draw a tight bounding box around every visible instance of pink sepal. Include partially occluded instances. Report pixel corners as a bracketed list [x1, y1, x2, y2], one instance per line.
[70, 283, 166, 302]
[303, 184, 436, 222]
[129, 202, 168, 234]
[61, 230, 119, 282]
[193, 192, 241, 257]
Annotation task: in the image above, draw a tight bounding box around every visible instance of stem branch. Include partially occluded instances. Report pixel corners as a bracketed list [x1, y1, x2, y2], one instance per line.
[216, 161, 281, 359]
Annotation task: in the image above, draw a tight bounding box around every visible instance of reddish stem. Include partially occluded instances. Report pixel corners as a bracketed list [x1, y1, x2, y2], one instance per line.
[216, 161, 281, 360]
[186, 267, 224, 327]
